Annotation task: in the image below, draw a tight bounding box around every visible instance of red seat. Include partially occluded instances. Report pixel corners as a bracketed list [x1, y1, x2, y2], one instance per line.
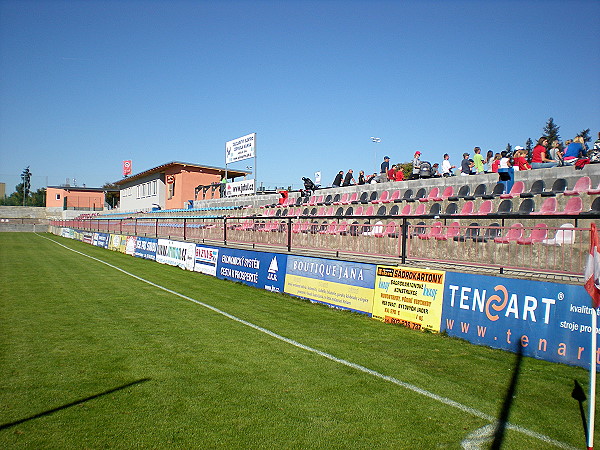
[494, 223, 523, 243]
[346, 192, 359, 204]
[538, 197, 557, 215]
[414, 203, 426, 215]
[418, 221, 443, 240]
[564, 176, 591, 196]
[472, 200, 492, 215]
[384, 190, 401, 203]
[554, 196, 583, 215]
[373, 191, 389, 204]
[500, 181, 525, 199]
[433, 186, 454, 202]
[587, 181, 600, 195]
[517, 223, 548, 245]
[419, 187, 440, 202]
[334, 193, 349, 205]
[459, 201, 475, 215]
[400, 204, 412, 215]
[435, 221, 461, 241]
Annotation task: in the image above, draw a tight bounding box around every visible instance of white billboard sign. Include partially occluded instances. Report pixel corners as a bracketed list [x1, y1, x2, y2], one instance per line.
[226, 179, 255, 197]
[226, 133, 256, 164]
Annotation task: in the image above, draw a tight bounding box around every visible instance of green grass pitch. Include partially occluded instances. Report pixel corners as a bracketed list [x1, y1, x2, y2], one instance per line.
[0, 232, 594, 448]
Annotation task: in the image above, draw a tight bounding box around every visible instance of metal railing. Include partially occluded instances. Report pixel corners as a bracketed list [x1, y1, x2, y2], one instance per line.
[52, 212, 598, 277]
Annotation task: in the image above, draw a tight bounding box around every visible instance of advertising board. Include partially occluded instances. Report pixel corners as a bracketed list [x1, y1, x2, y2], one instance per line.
[156, 239, 195, 270]
[216, 247, 287, 292]
[134, 236, 157, 260]
[441, 271, 599, 369]
[194, 245, 219, 276]
[225, 132, 256, 164]
[372, 265, 445, 331]
[225, 179, 255, 197]
[284, 255, 376, 315]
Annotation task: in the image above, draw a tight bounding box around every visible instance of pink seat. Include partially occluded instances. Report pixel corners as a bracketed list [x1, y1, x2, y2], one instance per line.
[459, 201, 475, 215]
[473, 200, 492, 215]
[517, 223, 548, 245]
[414, 203, 426, 215]
[564, 176, 591, 196]
[587, 181, 600, 195]
[400, 204, 412, 215]
[418, 221, 443, 240]
[383, 221, 398, 237]
[494, 223, 523, 243]
[554, 196, 583, 215]
[385, 190, 401, 203]
[433, 186, 454, 202]
[435, 221, 461, 241]
[373, 191, 390, 204]
[419, 187, 440, 202]
[538, 197, 557, 215]
[354, 206, 364, 216]
[347, 192, 359, 204]
[364, 205, 375, 216]
[334, 193, 349, 205]
[500, 181, 525, 199]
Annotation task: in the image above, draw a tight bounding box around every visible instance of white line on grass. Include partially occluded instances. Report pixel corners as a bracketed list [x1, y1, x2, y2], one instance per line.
[39, 234, 576, 449]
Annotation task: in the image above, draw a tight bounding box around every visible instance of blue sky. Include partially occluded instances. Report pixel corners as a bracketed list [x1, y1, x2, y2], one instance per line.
[1, 0, 599, 192]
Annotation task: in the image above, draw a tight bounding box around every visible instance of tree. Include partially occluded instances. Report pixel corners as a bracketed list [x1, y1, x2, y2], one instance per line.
[102, 182, 120, 209]
[505, 143, 512, 153]
[578, 128, 592, 143]
[21, 166, 31, 206]
[525, 138, 533, 161]
[542, 117, 561, 147]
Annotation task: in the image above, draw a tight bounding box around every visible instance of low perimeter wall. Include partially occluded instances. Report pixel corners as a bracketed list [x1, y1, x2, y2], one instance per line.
[52, 226, 599, 371]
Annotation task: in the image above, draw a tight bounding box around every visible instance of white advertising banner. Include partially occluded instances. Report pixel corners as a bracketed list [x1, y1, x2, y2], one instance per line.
[226, 179, 255, 197]
[194, 245, 219, 276]
[156, 239, 196, 270]
[226, 133, 256, 164]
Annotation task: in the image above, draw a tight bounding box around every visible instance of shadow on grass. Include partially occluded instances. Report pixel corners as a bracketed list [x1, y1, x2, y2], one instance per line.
[0, 378, 151, 431]
[572, 379, 588, 446]
[491, 340, 523, 450]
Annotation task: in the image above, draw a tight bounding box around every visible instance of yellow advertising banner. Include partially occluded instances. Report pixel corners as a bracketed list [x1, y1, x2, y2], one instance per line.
[372, 265, 445, 331]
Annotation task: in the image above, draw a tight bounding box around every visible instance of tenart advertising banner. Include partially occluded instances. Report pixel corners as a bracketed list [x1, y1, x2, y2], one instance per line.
[216, 247, 287, 292]
[284, 255, 376, 315]
[134, 236, 157, 260]
[441, 271, 599, 369]
[226, 132, 256, 164]
[372, 265, 445, 331]
[156, 239, 195, 271]
[125, 236, 137, 256]
[194, 245, 219, 276]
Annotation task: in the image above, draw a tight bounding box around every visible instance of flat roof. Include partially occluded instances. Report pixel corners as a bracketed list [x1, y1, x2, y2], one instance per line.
[47, 186, 118, 192]
[114, 161, 250, 185]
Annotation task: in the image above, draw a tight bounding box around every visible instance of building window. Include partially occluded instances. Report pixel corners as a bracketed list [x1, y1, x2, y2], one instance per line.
[55, 194, 61, 200]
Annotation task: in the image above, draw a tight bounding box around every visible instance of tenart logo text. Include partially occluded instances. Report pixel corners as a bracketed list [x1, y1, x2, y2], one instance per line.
[447, 283, 556, 324]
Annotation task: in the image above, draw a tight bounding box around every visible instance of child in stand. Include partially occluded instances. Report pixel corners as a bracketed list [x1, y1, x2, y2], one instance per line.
[491, 153, 501, 173]
[513, 148, 531, 171]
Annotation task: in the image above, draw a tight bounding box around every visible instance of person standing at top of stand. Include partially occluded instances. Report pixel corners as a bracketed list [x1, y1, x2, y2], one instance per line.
[473, 147, 484, 174]
[332, 171, 344, 187]
[410, 151, 421, 179]
[380, 156, 390, 182]
[342, 169, 356, 186]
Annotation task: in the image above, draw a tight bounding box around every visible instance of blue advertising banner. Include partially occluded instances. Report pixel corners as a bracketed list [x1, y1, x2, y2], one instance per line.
[134, 236, 157, 260]
[93, 232, 110, 248]
[441, 271, 598, 369]
[216, 247, 287, 292]
[284, 255, 376, 315]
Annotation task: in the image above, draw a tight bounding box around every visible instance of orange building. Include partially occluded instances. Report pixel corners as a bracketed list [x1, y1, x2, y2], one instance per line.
[46, 186, 112, 211]
[115, 161, 249, 212]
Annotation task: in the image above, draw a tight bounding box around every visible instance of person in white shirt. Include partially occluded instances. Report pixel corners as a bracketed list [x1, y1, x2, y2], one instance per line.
[441, 153, 455, 177]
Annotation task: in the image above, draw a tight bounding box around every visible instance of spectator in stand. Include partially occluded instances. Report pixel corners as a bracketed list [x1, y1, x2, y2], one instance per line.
[394, 164, 405, 181]
[483, 150, 494, 173]
[332, 171, 344, 187]
[410, 151, 422, 179]
[513, 147, 531, 171]
[380, 156, 390, 181]
[357, 170, 366, 185]
[387, 164, 396, 181]
[342, 169, 356, 186]
[594, 132, 600, 151]
[491, 153, 501, 172]
[548, 140, 563, 166]
[499, 151, 512, 169]
[531, 136, 557, 169]
[431, 163, 441, 177]
[563, 136, 588, 165]
[460, 152, 473, 176]
[472, 147, 484, 174]
[441, 153, 456, 177]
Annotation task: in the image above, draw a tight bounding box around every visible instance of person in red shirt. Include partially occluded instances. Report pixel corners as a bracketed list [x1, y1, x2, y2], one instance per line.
[394, 165, 404, 181]
[387, 165, 396, 181]
[491, 153, 501, 173]
[512, 147, 531, 171]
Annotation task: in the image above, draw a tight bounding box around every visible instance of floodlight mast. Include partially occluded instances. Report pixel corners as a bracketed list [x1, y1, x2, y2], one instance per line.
[371, 137, 381, 174]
